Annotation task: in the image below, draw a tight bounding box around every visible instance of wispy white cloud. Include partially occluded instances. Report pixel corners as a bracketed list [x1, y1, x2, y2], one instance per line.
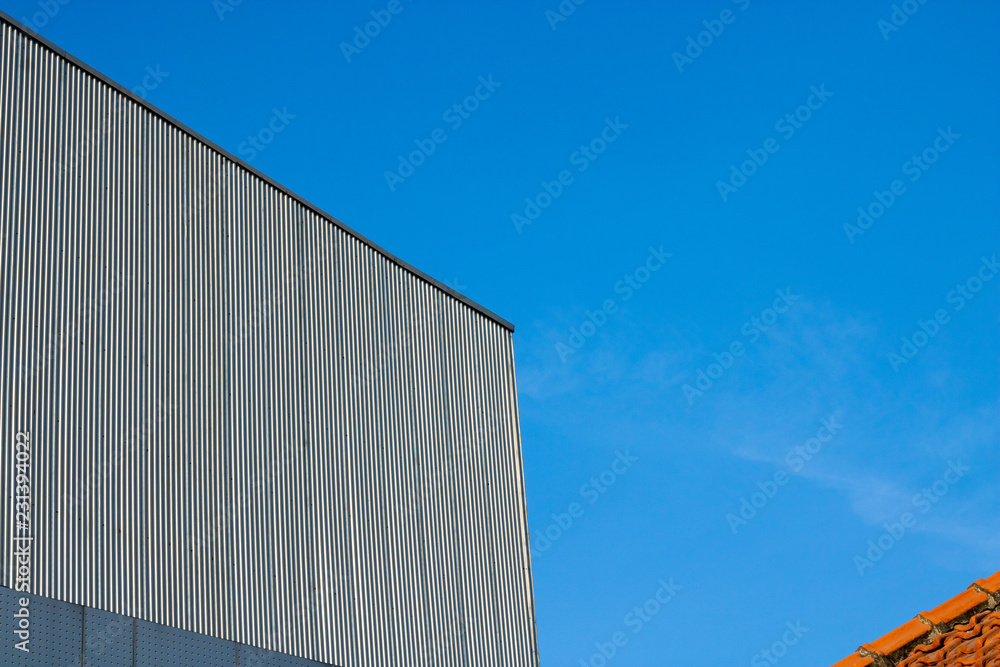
[517, 288, 997, 563]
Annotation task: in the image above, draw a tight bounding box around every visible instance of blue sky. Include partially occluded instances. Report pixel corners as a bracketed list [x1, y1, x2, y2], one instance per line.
[6, 1, 997, 664]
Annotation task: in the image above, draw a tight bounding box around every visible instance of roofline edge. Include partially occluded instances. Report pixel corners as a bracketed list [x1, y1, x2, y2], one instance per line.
[0, 10, 516, 333]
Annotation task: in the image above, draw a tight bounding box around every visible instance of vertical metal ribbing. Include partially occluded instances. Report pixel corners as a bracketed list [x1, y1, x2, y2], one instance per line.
[505, 327, 540, 665]
[391, 267, 415, 664]
[26, 38, 45, 610]
[292, 200, 312, 661]
[333, 220, 348, 663]
[183, 129, 197, 639]
[151, 107, 165, 630]
[219, 151, 237, 654]
[19, 35, 35, 613]
[231, 165, 248, 647]
[0, 22, 11, 591]
[44, 37, 56, 605]
[150, 111, 164, 631]
[131, 94, 145, 628]
[308, 210, 330, 663]
[0, 15, 540, 667]
[214, 145, 233, 644]
[274, 188, 298, 657]
[300, 208, 321, 661]
[49, 43, 67, 606]
[341, 235, 363, 665]
[462, 311, 489, 665]
[444, 301, 468, 664]
[226, 161, 246, 648]
[122, 93, 137, 623]
[188, 135, 201, 636]
[23, 38, 40, 608]
[107, 74, 120, 620]
[5, 26, 22, 585]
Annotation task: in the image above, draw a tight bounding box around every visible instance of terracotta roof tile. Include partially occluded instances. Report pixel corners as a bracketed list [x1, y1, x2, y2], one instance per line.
[920, 587, 989, 626]
[830, 654, 874, 667]
[862, 617, 932, 655]
[973, 572, 1000, 595]
[896, 609, 1000, 667]
[831, 570, 1000, 666]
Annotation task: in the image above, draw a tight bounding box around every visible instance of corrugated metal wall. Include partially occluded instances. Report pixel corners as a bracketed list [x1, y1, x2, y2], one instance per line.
[0, 15, 538, 667]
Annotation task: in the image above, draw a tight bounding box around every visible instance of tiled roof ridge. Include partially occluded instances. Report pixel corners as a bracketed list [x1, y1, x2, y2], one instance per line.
[831, 571, 1000, 667]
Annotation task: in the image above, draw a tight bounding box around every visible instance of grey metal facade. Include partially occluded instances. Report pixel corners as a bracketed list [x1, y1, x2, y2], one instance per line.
[0, 13, 538, 667]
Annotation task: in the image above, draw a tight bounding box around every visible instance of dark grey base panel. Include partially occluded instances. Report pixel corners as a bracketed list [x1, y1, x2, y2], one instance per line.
[0, 587, 338, 666]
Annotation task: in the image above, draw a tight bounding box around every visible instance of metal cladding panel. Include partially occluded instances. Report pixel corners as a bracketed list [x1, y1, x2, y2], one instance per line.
[0, 16, 538, 667]
[84, 607, 134, 667]
[135, 619, 237, 667]
[0, 586, 83, 666]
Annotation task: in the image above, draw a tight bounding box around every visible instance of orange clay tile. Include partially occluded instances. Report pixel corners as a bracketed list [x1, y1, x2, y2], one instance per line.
[920, 587, 989, 626]
[896, 609, 1000, 667]
[830, 654, 874, 667]
[831, 570, 1000, 666]
[973, 571, 1000, 594]
[862, 617, 931, 655]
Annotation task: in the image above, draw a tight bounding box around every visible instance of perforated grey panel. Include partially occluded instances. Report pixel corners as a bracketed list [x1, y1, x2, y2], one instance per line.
[135, 619, 237, 667]
[3, 587, 346, 667]
[85, 607, 133, 667]
[0, 585, 82, 666]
